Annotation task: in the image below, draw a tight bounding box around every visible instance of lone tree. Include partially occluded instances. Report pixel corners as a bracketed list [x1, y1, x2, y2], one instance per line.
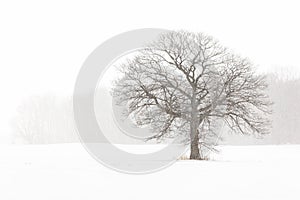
[113, 31, 272, 160]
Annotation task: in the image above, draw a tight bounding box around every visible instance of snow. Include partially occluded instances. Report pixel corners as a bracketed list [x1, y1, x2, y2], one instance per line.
[1, 144, 300, 200]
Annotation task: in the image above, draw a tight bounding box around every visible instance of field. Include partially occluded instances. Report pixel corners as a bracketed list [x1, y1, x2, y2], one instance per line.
[1, 144, 300, 200]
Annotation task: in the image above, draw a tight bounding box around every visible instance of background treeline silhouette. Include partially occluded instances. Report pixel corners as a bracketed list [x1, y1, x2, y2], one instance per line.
[12, 73, 300, 145]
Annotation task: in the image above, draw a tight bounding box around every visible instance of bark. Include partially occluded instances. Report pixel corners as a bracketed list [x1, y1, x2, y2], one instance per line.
[189, 91, 201, 160]
[190, 130, 200, 159]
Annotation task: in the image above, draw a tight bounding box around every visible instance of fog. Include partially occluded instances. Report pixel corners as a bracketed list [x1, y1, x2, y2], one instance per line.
[1, 0, 300, 143]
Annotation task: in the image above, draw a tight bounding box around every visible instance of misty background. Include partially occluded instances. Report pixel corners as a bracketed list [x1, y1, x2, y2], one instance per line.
[1, 0, 300, 145]
[10, 69, 300, 145]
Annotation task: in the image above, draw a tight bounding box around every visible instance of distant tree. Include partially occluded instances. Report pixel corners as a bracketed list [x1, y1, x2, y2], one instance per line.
[12, 95, 78, 144]
[267, 74, 300, 144]
[113, 31, 272, 160]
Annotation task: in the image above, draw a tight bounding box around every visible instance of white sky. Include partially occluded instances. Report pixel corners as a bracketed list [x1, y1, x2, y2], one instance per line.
[1, 0, 300, 142]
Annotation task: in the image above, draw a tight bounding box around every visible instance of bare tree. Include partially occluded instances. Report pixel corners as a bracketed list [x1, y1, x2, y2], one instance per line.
[12, 95, 78, 144]
[113, 31, 272, 160]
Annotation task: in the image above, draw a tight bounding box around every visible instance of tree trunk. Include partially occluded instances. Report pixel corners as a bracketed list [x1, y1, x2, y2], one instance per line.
[190, 130, 200, 159]
[189, 91, 201, 160]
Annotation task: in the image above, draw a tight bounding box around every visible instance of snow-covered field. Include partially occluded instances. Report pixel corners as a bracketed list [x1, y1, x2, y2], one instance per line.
[1, 144, 300, 200]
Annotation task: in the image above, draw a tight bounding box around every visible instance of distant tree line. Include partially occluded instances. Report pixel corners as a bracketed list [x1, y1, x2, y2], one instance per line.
[11, 73, 300, 145]
[12, 95, 78, 144]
